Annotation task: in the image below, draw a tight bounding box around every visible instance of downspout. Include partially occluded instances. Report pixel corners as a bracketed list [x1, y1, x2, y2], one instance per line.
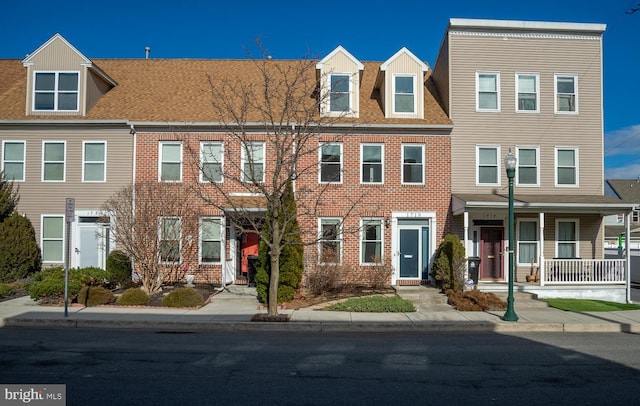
[626, 210, 632, 303]
[130, 123, 137, 278]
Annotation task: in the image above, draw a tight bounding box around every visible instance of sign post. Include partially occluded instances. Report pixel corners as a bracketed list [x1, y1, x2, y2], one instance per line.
[64, 198, 75, 317]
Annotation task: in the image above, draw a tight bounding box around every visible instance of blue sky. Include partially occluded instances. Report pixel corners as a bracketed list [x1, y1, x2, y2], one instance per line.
[2, 0, 639, 179]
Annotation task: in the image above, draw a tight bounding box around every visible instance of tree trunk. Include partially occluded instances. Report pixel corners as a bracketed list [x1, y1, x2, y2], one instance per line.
[268, 217, 281, 316]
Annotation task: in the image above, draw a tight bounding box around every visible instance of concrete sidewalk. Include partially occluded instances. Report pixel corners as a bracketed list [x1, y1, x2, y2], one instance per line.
[1, 286, 640, 333]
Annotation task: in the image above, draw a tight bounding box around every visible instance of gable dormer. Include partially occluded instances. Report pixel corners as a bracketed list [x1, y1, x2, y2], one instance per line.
[375, 47, 428, 119]
[316, 45, 364, 118]
[22, 34, 116, 117]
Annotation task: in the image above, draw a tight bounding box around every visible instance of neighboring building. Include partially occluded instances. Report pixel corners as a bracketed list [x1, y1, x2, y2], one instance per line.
[605, 179, 640, 247]
[431, 19, 634, 300]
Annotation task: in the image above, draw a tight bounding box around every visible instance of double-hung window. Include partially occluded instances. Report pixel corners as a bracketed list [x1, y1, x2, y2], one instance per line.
[242, 142, 265, 183]
[200, 142, 223, 183]
[83, 142, 106, 182]
[159, 142, 182, 182]
[361, 218, 383, 264]
[517, 220, 538, 265]
[516, 147, 539, 186]
[34, 71, 79, 111]
[42, 141, 65, 182]
[477, 146, 499, 185]
[516, 73, 539, 112]
[555, 75, 578, 113]
[361, 144, 383, 184]
[2, 141, 25, 181]
[159, 217, 181, 263]
[402, 144, 423, 184]
[394, 75, 415, 113]
[556, 147, 578, 186]
[200, 217, 222, 264]
[477, 72, 500, 111]
[556, 220, 578, 258]
[329, 74, 350, 113]
[41, 215, 64, 262]
[319, 218, 342, 264]
[320, 143, 342, 183]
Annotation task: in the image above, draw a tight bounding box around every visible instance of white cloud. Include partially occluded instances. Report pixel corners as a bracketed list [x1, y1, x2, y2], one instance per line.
[605, 125, 640, 157]
[605, 163, 640, 180]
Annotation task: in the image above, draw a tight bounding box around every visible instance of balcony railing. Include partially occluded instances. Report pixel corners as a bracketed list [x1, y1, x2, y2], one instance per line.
[541, 258, 626, 285]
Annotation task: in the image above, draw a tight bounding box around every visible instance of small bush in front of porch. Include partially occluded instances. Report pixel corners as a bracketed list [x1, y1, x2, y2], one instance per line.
[162, 287, 205, 308]
[430, 234, 466, 292]
[446, 289, 506, 311]
[324, 295, 416, 312]
[116, 288, 151, 306]
[77, 286, 115, 307]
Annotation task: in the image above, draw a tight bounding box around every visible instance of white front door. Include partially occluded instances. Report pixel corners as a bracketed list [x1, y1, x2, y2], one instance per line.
[76, 217, 109, 269]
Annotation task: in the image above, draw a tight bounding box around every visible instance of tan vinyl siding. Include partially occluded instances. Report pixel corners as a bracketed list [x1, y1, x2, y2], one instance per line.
[382, 53, 425, 119]
[86, 70, 112, 113]
[318, 51, 361, 117]
[448, 33, 603, 195]
[431, 33, 451, 115]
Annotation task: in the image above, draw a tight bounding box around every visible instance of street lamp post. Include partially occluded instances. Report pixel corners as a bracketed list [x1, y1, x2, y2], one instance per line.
[503, 149, 519, 322]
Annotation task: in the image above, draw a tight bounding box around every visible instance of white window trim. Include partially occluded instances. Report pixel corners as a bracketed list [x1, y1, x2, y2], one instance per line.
[554, 74, 579, 114]
[200, 141, 224, 183]
[515, 72, 540, 113]
[319, 142, 343, 184]
[515, 146, 540, 187]
[517, 219, 539, 266]
[241, 141, 266, 183]
[158, 216, 182, 264]
[41, 140, 66, 182]
[360, 217, 384, 265]
[476, 145, 501, 186]
[33, 71, 80, 112]
[158, 141, 183, 183]
[41, 214, 65, 264]
[199, 216, 224, 265]
[555, 218, 580, 258]
[476, 71, 501, 112]
[554, 146, 579, 187]
[392, 74, 417, 115]
[401, 144, 425, 185]
[318, 217, 342, 265]
[82, 141, 107, 183]
[360, 143, 384, 185]
[328, 73, 353, 114]
[2, 140, 26, 182]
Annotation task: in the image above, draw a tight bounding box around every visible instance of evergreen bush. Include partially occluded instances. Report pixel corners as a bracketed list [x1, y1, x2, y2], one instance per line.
[77, 285, 115, 306]
[430, 234, 467, 292]
[106, 250, 132, 287]
[162, 287, 204, 308]
[0, 173, 19, 223]
[29, 267, 111, 300]
[116, 288, 151, 306]
[0, 212, 42, 283]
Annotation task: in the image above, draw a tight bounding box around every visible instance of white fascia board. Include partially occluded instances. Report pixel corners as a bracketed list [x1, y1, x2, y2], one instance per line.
[449, 18, 606, 33]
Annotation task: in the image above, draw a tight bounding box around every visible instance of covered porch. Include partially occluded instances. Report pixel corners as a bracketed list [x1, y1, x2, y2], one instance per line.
[452, 193, 636, 303]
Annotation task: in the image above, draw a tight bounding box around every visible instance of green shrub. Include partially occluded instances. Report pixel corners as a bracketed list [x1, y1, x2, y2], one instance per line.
[29, 266, 111, 300]
[430, 234, 466, 292]
[324, 295, 416, 312]
[162, 287, 204, 308]
[78, 286, 115, 307]
[0, 212, 42, 283]
[116, 288, 150, 306]
[106, 250, 132, 287]
[0, 282, 13, 297]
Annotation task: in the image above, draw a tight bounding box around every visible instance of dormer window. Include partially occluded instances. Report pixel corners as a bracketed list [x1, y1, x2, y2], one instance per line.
[394, 75, 416, 114]
[34, 71, 79, 111]
[329, 74, 351, 113]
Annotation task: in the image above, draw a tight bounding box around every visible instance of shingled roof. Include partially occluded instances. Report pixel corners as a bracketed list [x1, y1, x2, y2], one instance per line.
[0, 58, 451, 126]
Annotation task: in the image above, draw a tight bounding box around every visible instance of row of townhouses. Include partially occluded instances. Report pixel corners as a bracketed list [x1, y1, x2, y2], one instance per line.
[0, 18, 635, 301]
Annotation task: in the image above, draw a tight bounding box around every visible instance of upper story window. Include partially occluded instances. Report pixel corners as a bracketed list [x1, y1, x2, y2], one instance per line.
[394, 75, 416, 114]
[200, 217, 222, 264]
[555, 75, 578, 113]
[555, 147, 578, 187]
[34, 71, 79, 111]
[83, 142, 106, 182]
[201, 142, 223, 183]
[159, 142, 182, 182]
[516, 73, 539, 112]
[320, 143, 342, 183]
[476, 72, 500, 111]
[329, 74, 351, 113]
[361, 144, 383, 184]
[516, 147, 539, 186]
[242, 142, 265, 183]
[477, 146, 499, 185]
[41, 215, 64, 263]
[42, 141, 65, 182]
[556, 219, 579, 258]
[2, 141, 25, 182]
[402, 144, 424, 184]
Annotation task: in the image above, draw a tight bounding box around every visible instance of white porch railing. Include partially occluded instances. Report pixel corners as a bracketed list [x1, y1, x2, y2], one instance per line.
[541, 258, 626, 285]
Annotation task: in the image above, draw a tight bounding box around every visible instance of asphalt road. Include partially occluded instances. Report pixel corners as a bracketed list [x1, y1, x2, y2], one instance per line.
[1, 328, 639, 405]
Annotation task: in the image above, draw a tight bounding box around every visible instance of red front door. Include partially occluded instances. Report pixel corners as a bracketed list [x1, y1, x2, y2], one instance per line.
[480, 227, 503, 279]
[241, 233, 260, 277]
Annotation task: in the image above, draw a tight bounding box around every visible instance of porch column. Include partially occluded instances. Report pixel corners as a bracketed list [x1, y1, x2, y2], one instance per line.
[626, 211, 631, 303]
[539, 212, 545, 286]
[464, 211, 470, 278]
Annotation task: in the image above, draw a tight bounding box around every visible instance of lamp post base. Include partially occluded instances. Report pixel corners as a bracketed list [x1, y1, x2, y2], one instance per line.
[502, 297, 519, 322]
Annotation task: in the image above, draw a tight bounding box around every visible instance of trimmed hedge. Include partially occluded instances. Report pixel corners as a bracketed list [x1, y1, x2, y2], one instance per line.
[116, 288, 151, 306]
[77, 286, 115, 307]
[29, 267, 110, 300]
[162, 287, 204, 308]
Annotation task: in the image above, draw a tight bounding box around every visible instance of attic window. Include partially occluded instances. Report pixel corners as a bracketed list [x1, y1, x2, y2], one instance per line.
[394, 75, 415, 114]
[34, 71, 79, 111]
[329, 74, 350, 112]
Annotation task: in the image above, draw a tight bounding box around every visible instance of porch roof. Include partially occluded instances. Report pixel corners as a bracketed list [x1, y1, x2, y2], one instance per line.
[452, 193, 636, 216]
[222, 195, 268, 212]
